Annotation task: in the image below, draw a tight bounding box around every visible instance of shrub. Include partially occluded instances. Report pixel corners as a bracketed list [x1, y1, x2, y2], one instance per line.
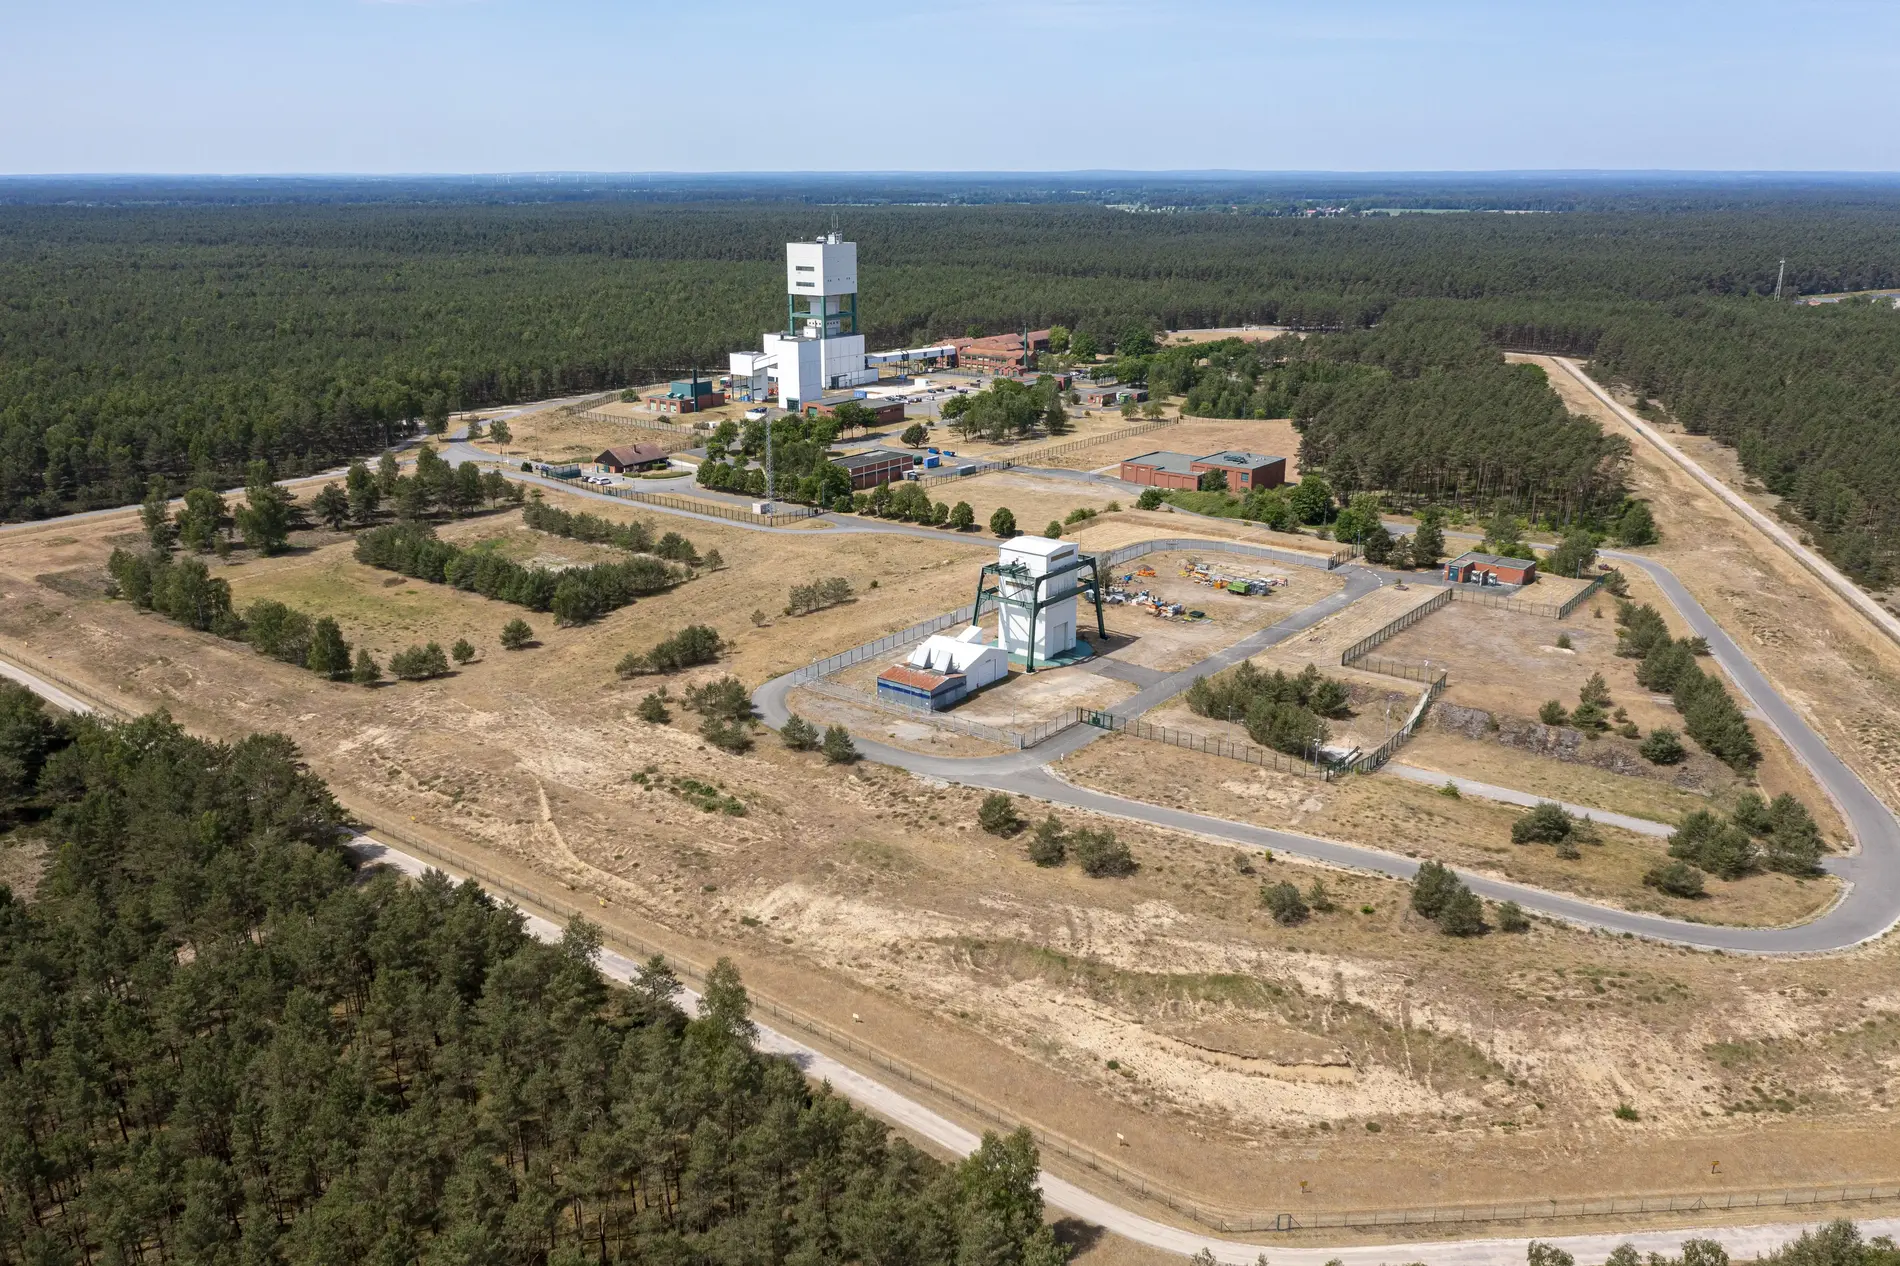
[1136, 488, 1164, 510]
[1496, 900, 1530, 932]
[450, 638, 476, 665]
[700, 717, 753, 754]
[1070, 828, 1135, 877]
[1640, 727, 1685, 764]
[1538, 700, 1570, 726]
[390, 642, 451, 681]
[1512, 802, 1577, 845]
[1668, 810, 1759, 879]
[1644, 860, 1707, 898]
[1027, 815, 1066, 866]
[636, 692, 671, 724]
[1555, 633, 1572, 650]
[1612, 1103, 1641, 1122]
[1436, 885, 1486, 937]
[977, 793, 1023, 837]
[617, 624, 725, 677]
[989, 507, 1018, 538]
[684, 676, 753, 723]
[1410, 860, 1460, 918]
[350, 648, 382, 686]
[779, 713, 819, 751]
[244, 599, 314, 666]
[1261, 881, 1309, 925]
[1043, 520, 1064, 539]
[499, 617, 534, 650]
[821, 725, 859, 765]
[1579, 671, 1612, 706]
[305, 617, 351, 679]
[788, 577, 854, 616]
[1306, 878, 1336, 913]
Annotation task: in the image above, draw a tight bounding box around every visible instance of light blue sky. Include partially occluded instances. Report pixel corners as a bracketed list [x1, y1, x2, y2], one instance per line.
[4, 0, 1898, 174]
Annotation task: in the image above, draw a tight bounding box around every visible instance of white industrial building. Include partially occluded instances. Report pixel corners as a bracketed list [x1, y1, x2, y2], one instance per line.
[728, 233, 957, 409]
[996, 536, 1081, 664]
[908, 626, 1010, 689]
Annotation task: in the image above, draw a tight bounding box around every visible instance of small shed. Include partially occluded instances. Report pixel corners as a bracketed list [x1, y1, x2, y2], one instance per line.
[876, 665, 968, 711]
[1444, 550, 1537, 587]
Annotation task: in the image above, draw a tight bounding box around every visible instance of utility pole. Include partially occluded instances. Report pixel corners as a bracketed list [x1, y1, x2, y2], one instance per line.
[1775, 258, 1788, 301]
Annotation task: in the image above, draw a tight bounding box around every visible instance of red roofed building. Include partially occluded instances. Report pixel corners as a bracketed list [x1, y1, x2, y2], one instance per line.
[595, 443, 670, 473]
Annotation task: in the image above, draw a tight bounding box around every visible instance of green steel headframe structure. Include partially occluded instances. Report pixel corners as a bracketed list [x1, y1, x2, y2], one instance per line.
[969, 551, 1109, 673]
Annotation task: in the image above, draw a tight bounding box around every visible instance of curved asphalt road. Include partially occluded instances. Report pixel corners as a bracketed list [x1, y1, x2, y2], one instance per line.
[5, 454, 1898, 1254]
[4, 650, 1884, 1262]
[752, 543, 1900, 954]
[446, 436, 1900, 951]
[354, 835, 1898, 1266]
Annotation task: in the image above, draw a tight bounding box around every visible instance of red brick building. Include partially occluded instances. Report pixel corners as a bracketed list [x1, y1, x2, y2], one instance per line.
[1188, 451, 1286, 491]
[952, 330, 1051, 375]
[1120, 450, 1286, 492]
[1119, 451, 1200, 490]
[1444, 551, 1538, 586]
[831, 449, 914, 490]
[807, 394, 905, 427]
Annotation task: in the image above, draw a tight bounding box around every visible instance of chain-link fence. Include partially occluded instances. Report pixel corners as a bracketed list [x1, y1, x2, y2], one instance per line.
[1077, 709, 1333, 778]
[1340, 587, 1454, 664]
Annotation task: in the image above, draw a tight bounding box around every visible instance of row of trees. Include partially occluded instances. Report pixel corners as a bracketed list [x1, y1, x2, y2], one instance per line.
[1669, 793, 1827, 878]
[0, 705, 1065, 1265]
[521, 494, 704, 564]
[354, 522, 687, 625]
[1616, 601, 1759, 770]
[942, 377, 1070, 443]
[105, 547, 498, 686]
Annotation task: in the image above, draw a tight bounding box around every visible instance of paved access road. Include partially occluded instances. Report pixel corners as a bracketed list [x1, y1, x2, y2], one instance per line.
[1, 532, 1894, 1259]
[753, 538, 1900, 954]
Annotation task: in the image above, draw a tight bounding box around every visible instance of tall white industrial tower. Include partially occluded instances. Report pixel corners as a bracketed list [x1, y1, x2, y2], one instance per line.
[728, 233, 878, 410]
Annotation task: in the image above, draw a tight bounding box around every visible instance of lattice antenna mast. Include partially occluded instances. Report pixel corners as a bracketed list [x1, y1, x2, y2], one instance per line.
[1775, 258, 1787, 300]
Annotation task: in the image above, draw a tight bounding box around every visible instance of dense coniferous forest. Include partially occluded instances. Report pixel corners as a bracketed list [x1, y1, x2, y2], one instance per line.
[2, 191, 1898, 576]
[0, 693, 1065, 1265]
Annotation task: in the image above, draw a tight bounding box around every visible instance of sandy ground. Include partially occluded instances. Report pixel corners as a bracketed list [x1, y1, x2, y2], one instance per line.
[1065, 419, 1306, 478]
[1163, 327, 1291, 347]
[1057, 735, 1839, 927]
[1376, 594, 1848, 843]
[933, 470, 1138, 538]
[6, 465, 1899, 1215]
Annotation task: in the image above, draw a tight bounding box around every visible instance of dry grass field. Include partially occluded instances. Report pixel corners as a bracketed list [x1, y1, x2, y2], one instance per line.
[4, 450, 1899, 1218]
[1056, 736, 1840, 928]
[1057, 418, 1305, 476]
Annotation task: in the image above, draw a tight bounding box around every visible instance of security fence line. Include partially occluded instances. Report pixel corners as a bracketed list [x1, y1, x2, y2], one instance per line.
[911, 416, 1179, 489]
[536, 473, 817, 527]
[797, 678, 1032, 749]
[1075, 709, 1334, 779]
[336, 815, 1900, 1240]
[1340, 587, 1454, 665]
[1349, 672, 1448, 775]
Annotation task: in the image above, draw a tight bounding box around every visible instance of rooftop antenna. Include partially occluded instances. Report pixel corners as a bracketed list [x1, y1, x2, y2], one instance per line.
[829, 210, 840, 243]
[1775, 258, 1788, 300]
